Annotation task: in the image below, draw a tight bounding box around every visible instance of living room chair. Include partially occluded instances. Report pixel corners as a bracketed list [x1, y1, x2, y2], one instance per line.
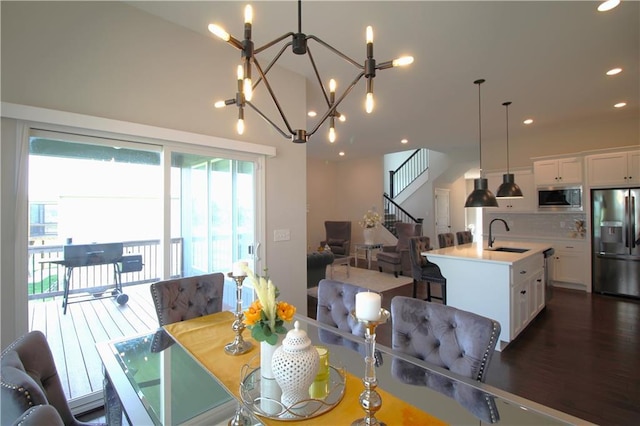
[390, 296, 500, 382]
[456, 230, 473, 245]
[438, 232, 456, 248]
[320, 221, 352, 256]
[316, 279, 382, 366]
[408, 236, 447, 304]
[376, 222, 422, 277]
[150, 272, 225, 326]
[1, 330, 104, 426]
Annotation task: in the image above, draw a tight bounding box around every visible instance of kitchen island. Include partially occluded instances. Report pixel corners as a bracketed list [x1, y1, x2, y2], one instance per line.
[424, 241, 553, 351]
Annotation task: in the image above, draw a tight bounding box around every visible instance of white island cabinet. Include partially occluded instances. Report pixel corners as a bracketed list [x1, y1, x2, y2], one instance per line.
[424, 241, 551, 351]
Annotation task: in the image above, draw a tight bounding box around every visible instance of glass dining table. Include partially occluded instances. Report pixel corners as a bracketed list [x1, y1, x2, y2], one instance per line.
[96, 312, 591, 425]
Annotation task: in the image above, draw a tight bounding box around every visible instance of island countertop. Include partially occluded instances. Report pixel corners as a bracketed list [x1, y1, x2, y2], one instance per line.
[423, 241, 553, 265]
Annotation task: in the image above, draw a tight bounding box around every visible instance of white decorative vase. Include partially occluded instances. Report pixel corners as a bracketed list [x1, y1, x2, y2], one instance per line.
[363, 227, 375, 245]
[272, 321, 319, 408]
[261, 338, 281, 380]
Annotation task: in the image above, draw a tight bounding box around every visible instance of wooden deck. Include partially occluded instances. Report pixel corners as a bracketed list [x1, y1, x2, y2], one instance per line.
[28, 283, 159, 401]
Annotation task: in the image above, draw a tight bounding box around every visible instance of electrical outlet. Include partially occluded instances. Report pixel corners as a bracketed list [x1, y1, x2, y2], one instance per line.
[273, 229, 290, 241]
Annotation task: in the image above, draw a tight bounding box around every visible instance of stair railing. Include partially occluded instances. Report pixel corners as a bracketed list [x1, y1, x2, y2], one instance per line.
[389, 149, 429, 198]
[382, 193, 423, 236]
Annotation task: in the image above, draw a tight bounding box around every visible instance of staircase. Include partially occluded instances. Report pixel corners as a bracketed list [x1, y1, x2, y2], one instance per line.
[382, 149, 429, 236]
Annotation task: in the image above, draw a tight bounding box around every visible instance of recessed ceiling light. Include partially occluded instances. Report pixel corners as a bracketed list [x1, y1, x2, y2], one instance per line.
[339, 151, 345, 156]
[307, 111, 317, 117]
[606, 67, 622, 76]
[614, 102, 627, 108]
[598, 0, 620, 12]
[401, 138, 408, 144]
[523, 119, 534, 125]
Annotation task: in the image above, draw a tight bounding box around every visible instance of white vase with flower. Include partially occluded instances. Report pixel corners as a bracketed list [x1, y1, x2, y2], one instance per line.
[360, 209, 381, 245]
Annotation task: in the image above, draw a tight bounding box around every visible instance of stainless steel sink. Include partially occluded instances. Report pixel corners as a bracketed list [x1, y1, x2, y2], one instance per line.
[490, 247, 530, 253]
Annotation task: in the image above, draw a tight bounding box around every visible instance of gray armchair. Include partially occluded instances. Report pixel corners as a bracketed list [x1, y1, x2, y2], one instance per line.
[320, 221, 352, 256]
[150, 273, 225, 326]
[376, 222, 422, 277]
[1, 330, 103, 426]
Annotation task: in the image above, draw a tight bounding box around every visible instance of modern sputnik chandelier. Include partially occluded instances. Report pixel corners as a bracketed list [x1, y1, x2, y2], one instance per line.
[209, 1, 414, 144]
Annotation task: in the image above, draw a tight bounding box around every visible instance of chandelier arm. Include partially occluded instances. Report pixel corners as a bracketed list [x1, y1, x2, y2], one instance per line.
[308, 71, 365, 137]
[304, 46, 332, 108]
[306, 35, 364, 69]
[251, 57, 297, 135]
[253, 32, 295, 55]
[250, 41, 293, 94]
[245, 101, 291, 139]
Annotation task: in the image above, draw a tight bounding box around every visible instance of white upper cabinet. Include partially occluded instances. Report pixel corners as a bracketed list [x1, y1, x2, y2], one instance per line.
[534, 157, 582, 186]
[486, 169, 534, 212]
[586, 150, 640, 187]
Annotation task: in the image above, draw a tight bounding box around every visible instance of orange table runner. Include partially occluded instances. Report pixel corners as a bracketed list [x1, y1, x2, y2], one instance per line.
[164, 312, 447, 425]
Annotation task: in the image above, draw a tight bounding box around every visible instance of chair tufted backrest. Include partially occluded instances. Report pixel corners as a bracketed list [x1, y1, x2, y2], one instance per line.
[316, 279, 383, 365]
[438, 233, 455, 248]
[408, 236, 431, 271]
[316, 279, 367, 336]
[391, 296, 500, 382]
[323, 221, 352, 255]
[1, 330, 90, 426]
[456, 231, 473, 245]
[150, 273, 225, 326]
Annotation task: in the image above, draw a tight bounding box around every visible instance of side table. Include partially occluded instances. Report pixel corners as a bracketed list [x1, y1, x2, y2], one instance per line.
[330, 255, 352, 278]
[354, 243, 384, 270]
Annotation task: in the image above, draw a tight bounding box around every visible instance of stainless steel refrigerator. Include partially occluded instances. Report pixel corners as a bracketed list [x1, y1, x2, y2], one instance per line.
[591, 188, 640, 298]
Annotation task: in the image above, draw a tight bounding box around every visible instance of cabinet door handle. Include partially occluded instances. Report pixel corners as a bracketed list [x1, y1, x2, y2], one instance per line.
[537, 279, 542, 282]
[520, 290, 527, 295]
[520, 270, 527, 274]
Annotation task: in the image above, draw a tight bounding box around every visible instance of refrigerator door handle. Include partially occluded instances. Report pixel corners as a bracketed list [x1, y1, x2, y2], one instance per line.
[631, 195, 637, 248]
[625, 196, 630, 248]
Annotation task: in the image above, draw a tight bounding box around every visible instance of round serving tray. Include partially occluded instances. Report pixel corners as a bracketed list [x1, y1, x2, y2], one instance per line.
[239, 365, 346, 421]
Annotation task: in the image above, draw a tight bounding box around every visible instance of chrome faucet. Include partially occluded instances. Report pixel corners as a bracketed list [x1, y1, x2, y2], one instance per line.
[488, 218, 510, 248]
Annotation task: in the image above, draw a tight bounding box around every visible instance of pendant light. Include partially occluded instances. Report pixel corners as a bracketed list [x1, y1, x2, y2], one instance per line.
[465, 79, 498, 208]
[496, 101, 523, 198]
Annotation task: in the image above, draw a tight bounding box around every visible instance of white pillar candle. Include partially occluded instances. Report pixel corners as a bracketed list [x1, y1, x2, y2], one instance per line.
[355, 291, 381, 321]
[232, 261, 248, 277]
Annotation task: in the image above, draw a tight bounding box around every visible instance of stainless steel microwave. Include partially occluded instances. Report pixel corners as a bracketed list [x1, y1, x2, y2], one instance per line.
[537, 186, 583, 211]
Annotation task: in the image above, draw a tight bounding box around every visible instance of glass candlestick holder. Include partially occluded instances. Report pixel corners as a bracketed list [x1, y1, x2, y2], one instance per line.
[224, 273, 253, 356]
[351, 308, 390, 426]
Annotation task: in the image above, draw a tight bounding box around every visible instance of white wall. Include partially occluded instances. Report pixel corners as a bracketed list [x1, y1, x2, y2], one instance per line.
[1, 1, 308, 346]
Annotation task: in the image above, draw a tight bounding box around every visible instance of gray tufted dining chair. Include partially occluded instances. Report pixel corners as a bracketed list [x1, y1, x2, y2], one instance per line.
[437, 232, 456, 249]
[150, 273, 225, 326]
[390, 296, 500, 382]
[316, 279, 383, 366]
[1, 331, 104, 426]
[408, 236, 447, 304]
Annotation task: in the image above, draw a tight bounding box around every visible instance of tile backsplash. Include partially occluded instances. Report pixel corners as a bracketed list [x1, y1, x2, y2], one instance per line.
[484, 212, 588, 239]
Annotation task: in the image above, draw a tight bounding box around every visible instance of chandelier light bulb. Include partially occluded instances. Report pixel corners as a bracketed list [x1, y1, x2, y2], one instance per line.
[329, 126, 336, 143]
[236, 65, 244, 81]
[243, 78, 253, 101]
[392, 56, 414, 67]
[365, 92, 374, 113]
[338, 114, 346, 122]
[214, 100, 226, 108]
[208, 24, 230, 41]
[237, 118, 245, 135]
[329, 78, 337, 93]
[366, 26, 373, 44]
[244, 5, 253, 24]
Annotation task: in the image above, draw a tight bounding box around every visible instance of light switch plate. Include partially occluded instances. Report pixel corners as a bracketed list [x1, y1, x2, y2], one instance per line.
[273, 229, 290, 241]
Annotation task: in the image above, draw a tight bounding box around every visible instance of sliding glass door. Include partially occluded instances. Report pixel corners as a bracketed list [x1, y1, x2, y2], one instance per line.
[27, 130, 260, 404]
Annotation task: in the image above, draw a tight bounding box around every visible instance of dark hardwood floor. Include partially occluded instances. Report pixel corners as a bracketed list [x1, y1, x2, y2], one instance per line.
[309, 267, 640, 425]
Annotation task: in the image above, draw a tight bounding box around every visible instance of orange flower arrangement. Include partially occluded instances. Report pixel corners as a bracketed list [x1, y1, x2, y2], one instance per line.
[242, 266, 296, 345]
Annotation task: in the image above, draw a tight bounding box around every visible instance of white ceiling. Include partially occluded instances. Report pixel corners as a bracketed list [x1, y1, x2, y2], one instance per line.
[126, 1, 639, 161]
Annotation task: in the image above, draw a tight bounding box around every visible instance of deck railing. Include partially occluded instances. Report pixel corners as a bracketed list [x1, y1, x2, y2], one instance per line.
[28, 238, 183, 300]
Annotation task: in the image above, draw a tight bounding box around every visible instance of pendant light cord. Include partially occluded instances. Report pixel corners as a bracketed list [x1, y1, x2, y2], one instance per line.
[503, 101, 511, 173]
[298, 0, 302, 34]
[474, 79, 485, 175]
